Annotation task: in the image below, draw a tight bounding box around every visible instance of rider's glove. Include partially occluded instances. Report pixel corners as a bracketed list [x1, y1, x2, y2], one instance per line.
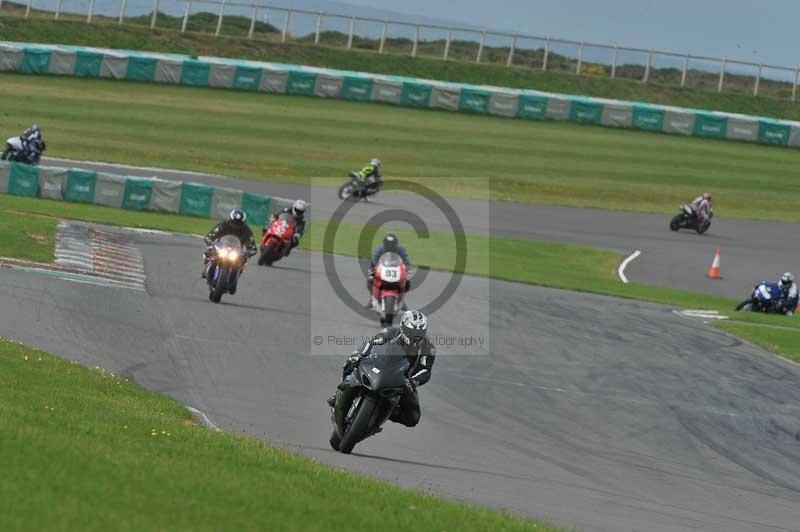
[370, 336, 385, 346]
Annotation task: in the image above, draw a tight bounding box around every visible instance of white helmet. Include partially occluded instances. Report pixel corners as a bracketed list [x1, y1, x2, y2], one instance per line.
[291, 199, 307, 217]
[370, 158, 381, 168]
[399, 310, 428, 347]
[780, 272, 795, 287]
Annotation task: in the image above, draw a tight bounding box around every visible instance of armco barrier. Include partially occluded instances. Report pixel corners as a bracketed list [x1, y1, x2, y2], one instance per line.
[1, 41, 799, 149]
[0, 160, 301, 228]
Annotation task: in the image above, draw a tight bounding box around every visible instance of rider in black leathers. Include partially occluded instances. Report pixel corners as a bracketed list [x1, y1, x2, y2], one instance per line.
[202, 208, 257, 278]
[328, 310, 434, 427]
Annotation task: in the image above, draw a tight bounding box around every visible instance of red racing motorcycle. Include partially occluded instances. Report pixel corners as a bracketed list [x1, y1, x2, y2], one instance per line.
[258, 213, 297, 266]
[369, 252, 411, 326]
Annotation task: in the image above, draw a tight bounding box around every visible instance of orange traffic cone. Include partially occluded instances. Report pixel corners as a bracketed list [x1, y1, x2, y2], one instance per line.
[707, 248, 721, 279]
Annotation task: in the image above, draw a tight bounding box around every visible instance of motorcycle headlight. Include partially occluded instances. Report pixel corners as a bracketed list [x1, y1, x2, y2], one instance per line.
[218, 248, 229, 259]
[228, 250, 239, 261]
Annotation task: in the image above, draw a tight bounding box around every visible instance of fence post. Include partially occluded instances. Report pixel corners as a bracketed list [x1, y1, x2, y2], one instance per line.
[576, 42, 584, 74]
[443, 28, 452, 60]
[379, 21, 387, 54]
[25, 0, 31, 19]
[215, 0, 226, 37]
[181, 1, 191, 32]
[753, 64, 762, 96]
[793, 68, 799, 102]
[54, 0, 62, 20]
[476, 31, 486, 63]
[87, 0, 95, 22]
[643, 49, 652, 83]
[282, 10, 291, 42]
[346, 17, 355, 49]
[681, 54, 689, 87]
[248, 6, 256, 39]
[118, 0, 127, 24]
[314, 13, 322, 45]
[542, 36, 550, 70]
[411, 25, 420, 57]
[150, 0, 159, 29]
[717, 58, 726, 92]
[611, 45, 618, 78]
[506, 34, 517, 66]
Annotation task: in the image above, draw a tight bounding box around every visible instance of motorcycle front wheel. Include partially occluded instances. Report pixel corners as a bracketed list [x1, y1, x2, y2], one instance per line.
[669, 215, 683, 231]
[209, 265, 228, 303]
[338, 182, 355, 200]
[339, 395, 378, 454]
[735, 300, 753, 312]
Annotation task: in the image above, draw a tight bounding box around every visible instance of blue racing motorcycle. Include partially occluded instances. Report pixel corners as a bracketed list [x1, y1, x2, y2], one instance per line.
[735, 282, 784, 313]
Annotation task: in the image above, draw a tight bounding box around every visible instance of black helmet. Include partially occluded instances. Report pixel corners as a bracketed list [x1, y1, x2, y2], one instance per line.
[383, 233, 398, 253]
[399, 310, 428, 347]
[229, 208, 246, 224]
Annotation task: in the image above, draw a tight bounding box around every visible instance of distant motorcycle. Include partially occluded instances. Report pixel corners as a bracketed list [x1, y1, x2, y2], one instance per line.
[206, 235, 248, 303]
[338, 173, 381, 201]
[329, 343, 411, 454]
[1, 136, 45, 165]
[258, 212, 297, 266]
[670, 204, 712, 234]
[735, 282, 785, 313]
[370, 251, 411, 327]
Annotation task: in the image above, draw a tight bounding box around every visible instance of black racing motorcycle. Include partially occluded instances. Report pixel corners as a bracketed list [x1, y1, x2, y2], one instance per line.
[205, 235, 249, 303]
[338, 173, 381, 201]
[669, 204, 712, 234]
[329, 343, 410, 454]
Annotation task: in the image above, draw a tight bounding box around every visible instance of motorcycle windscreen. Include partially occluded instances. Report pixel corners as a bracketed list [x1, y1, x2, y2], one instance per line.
[358, 344, 410, 391]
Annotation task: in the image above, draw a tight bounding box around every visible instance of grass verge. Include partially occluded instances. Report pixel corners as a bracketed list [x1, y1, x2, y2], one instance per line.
[715, 322, 800, 364]
[2, 74, 800, 220]
[0, 211, 57, 262]
[0, 338, 561, 532]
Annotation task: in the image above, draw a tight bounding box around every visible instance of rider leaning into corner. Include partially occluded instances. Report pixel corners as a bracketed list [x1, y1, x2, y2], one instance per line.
[5, 123, 46, 164]
[263, 199, 307, 255]
[201, 208, 257, 278]
[689, 192, 713, 222]
[328, 310, 435, 427]
[350, 158, 383, 197]
[778, 272, 799, 316]
[365, 233, 412, 309]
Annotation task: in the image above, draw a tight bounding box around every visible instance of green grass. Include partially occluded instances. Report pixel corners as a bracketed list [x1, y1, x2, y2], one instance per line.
[715, 322, 800, 364]
[0, 211, 57, 261]
[3, 74, 800, 220]
[0, 338, 561, 532]
[3, 14, 800, 117]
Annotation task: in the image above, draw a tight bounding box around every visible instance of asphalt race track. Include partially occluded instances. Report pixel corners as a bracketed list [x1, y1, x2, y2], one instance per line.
[43, 157, 800, 301]
[1, 223, 800, 532]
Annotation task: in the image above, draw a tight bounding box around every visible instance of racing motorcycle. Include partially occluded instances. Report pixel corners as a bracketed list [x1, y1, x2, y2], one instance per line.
[735, 281, 786, 313]
[329, 343, 411, 454]
[1, 136, 45, 165]
[370, 251, 411, 327]
[338, 173, 381, 201]
[669, 204, 712, 234]
[258, 212, 297, 266]
[205, 235, 248, 303]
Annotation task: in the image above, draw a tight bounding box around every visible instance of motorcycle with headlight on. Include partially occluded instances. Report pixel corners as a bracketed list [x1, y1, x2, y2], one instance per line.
[205, 235, 249, 303]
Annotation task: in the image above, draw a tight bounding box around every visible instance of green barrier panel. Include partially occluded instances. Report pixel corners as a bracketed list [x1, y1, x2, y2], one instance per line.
[341, 76, 374, 101]
[8, 163, 39, 197]
[75, 51, 102, 77]
[458, 88, 490, 114]
[126, 56, 157, 81]
[122, 178, 153, 211]
[569, 100, 603, 124]
[241, 192, 272, 227]
[181, 60, 211, 86]
[758, 120, 791, 146]
[233, 65, 262, 91]
[632, 106, 665, 131]
[64, 169, 97, 203]
[400, 82, 432, 107]
[286, 71, 317, 95]
[179, 182, 213, 218]
[21, 48, 51, 74]
[693, 113, 728, 138]
[517, 94, 548, 120]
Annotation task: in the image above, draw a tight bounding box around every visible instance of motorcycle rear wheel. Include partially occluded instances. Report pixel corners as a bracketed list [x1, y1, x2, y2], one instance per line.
[339, 395, 378, 454]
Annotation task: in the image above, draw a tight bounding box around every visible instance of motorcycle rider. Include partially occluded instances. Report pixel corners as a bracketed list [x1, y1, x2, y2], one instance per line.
[202, 208, 257, 278]
[349, 158, 383, 198]
[4, 123, 46, 164]
[778, 272, 799, 316]
[328, 310, 434, 428]
[689, 192, 713, 223]
[263, 199, 307, 256]
[365, 233, 412, 309]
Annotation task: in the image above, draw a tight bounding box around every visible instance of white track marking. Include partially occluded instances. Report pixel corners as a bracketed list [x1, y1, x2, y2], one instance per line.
[44, 156, 231, 180]
[185, 406, 222, 432]
[617, 250, 642, 284]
